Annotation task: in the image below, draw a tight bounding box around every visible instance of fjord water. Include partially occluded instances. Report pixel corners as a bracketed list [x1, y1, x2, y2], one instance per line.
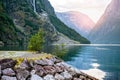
[59, 45, 120, 80]
[0, 45, 120, 80]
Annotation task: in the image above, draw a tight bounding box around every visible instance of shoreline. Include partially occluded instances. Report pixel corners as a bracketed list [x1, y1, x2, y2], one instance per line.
[0, 51, 98, 80]
[52, 43, 120, 46]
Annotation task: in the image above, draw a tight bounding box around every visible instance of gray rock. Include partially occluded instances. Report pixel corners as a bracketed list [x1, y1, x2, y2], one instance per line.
[45, 59, 54, 66]
[61, 71, 72, 80]
[31, 74, 43, 80]
[0, 66, 1, 78]
[0, 59, 17, 70]
[1, 75, 17, 80]
[50, 57, 62, 63]
[61, 62, 71, 68]
[0, 41, 4, 46]
[2, 68, 15, 76]
[20, 59, 31, 69]
[73, 78, 82, 80]
[16, 68, 30, 80]
[35, 60, 48, 66]
[79, 75, 86, 79]
[29, 60, 34, 67]
[33, 65, 45, 76]
[56, 62, 69, 70]
[54, 73, 65, 80]
[43, 66, 56, 75]
[35, 59, 54, 66]
[69, 67, 82, 75]
[69, 71, 77, 77]
[54, 65, 64, 73]
[44, 74, 55, 80]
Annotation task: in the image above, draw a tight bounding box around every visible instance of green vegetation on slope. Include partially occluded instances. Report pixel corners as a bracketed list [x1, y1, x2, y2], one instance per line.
[28, 29, 45, 51]
[0, 0, 90, 46]
[49, 15, 90, 44]
[0, 1, 22, 45]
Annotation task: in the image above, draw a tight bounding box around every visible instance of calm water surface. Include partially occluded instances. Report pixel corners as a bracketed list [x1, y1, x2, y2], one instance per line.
[1, 45, 120, 80]
[60, 45, 120, 80]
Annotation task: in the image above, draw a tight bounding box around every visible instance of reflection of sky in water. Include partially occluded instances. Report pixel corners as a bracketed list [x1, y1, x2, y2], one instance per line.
[1, 45, 120, 80]
[65, 46, 120, 80]
[82, 68, 106, 80]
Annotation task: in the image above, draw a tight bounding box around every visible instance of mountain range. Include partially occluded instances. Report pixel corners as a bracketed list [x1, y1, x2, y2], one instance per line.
[0, 0, 90, 46]
[56, 11, 95, 38]
[89, 0, 120, 44]
[56, 0, 120, 44]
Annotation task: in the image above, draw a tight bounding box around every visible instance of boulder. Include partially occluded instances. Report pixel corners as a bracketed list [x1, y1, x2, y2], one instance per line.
[44, 74, 55, 80]
[0, 41, 4, 46]
[56, 62, 68, 70]
[0, 66, 1, 78]
[61, 71, 72, 80]
[45, 59, 54, 66]
[73, 78, 82, 80]
[69, 71, 77, 77]
[79, 75, 86, 80]
[29, 59, 34, 68]
[31, 74, 43, 80]
[20, 59, 31, 69]
[50, 57, 62, 64]
[16, 68, 30, 80]
[1, 76, 17, 80]
[43, 66, 56, 75]
[33, 65, 45, 76]
[35, 60, 48, 66]
[2, 68, 15, 76]
[0, 59, 17, 70]
[54, 65, 64, 73]
[35, 59, 54, 66]
[54, 73, 65, 80]
[69, 67, 82, 75]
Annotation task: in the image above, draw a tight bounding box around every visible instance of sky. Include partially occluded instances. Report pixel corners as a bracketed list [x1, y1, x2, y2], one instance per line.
[49, 0, 112, 23]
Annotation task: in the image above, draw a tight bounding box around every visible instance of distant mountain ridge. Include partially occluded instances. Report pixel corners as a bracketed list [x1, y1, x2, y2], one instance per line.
[89, 0, 120, 44]
[56, 11, 95, 38]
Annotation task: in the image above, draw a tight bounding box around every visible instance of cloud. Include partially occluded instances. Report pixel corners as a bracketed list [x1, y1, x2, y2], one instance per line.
[49, 0, 111, 22]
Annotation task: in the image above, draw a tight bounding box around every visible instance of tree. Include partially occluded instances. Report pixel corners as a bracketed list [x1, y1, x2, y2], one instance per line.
[28, 29, 45, 51]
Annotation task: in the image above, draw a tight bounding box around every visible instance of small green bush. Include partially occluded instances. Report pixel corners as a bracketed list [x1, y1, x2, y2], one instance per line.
[28, 29, 45, 51]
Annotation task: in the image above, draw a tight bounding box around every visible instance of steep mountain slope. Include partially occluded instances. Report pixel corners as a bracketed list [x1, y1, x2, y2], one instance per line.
[89, 0, 120, 44]
[0, 0, 58, 45]
[0, 0, 90, 46]
[56, 11, 95, 38]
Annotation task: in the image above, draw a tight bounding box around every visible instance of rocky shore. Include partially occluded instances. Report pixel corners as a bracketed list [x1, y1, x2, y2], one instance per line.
[0, 57, 98, 80]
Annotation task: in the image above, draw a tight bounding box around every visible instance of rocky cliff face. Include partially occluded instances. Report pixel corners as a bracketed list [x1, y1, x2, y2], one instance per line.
[56, 11, 95, 38]
[0, 0, 90, 46]
[0, 0, 58, 45]
[89, 0, 120, 44]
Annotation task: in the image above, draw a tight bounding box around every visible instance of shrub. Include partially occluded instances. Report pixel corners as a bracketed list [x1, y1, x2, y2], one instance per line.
[28, 29, 45, 51]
